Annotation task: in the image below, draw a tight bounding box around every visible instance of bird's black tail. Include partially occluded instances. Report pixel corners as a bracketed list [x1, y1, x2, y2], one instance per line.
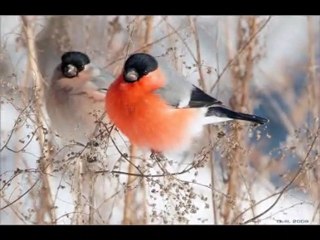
[206, 106, 269, 125]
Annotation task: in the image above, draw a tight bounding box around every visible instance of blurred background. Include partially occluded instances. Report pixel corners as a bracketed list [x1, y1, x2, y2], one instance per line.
[0, 16, 319, 224]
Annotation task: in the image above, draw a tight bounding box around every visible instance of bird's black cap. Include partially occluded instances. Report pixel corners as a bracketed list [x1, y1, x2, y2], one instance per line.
[61, 51, 90, 78]
[123, 53, 158, 82]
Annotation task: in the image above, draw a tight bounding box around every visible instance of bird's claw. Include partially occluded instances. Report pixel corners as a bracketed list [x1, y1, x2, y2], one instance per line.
[150, 150, 166, 162]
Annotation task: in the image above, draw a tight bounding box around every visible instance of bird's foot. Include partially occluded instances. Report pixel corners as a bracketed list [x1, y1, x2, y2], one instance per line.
[150, 150, 166, 162]
[150, 150, 169, 174]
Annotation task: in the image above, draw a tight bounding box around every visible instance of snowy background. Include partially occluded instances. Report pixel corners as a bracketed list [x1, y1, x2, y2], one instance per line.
[0, 16, 319, 224]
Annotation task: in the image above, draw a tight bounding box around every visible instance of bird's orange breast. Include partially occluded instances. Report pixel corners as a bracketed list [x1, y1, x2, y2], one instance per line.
[105, 76, 198, 152]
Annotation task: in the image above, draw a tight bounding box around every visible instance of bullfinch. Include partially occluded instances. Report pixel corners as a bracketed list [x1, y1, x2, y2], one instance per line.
[105, 53, 268, 153]
[46, 51, 114, 144]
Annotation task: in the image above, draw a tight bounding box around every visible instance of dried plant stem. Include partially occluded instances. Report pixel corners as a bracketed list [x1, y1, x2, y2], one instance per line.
[143, 16, 154, 53]
[189, 16, 219, 224]
[241, 125, 320, 224]
[163, 16, 180, 71]
[105, 23, 188, 69]
[122, 16, 154, 224]
[222, 16, 257, 224]
[141, 165, 148, 224]
[208, 127, 218, 224]
[122, 144, 138, 224]
[222, 131, 240, 224]
[21, 16, 56, 224]
[142, 16, 154, 224]
[1, 198, 27, 223]
[307, 16, 320, 223]
[210, 16, 271, 92]
[73, 159, 84, 224]
[307, 16, 318, 118]
[88, 172, 97, 224]
[189, 17, 206, 90]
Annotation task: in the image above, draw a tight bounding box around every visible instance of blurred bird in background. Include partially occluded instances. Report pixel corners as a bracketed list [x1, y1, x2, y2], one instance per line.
[46, 51, 114, 146]
[106, 53, 269, 154]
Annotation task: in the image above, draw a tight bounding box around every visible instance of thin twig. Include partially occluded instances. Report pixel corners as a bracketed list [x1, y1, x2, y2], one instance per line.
[210, 16, 272, 92]
[235, 125, 320, 224]
[104, 19, 186, 68]
[0, 179, 39, 211]
[21, 16, 56, 224]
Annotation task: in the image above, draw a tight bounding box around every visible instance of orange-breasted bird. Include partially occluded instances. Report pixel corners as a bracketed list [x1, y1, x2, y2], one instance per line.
[105, 53, 268, 153]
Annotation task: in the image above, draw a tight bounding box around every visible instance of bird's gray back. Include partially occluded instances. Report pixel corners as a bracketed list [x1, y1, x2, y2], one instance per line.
[154, 59, 193, 108]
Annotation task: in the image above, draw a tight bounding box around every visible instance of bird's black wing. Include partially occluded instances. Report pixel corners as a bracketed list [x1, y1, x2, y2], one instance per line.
[189, 86, 269, 125]
[188, 85, 222, 108]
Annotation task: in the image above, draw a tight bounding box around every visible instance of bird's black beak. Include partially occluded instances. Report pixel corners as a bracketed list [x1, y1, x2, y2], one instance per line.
[124, 69, 139, 82]
[64, 64, 78, 78]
